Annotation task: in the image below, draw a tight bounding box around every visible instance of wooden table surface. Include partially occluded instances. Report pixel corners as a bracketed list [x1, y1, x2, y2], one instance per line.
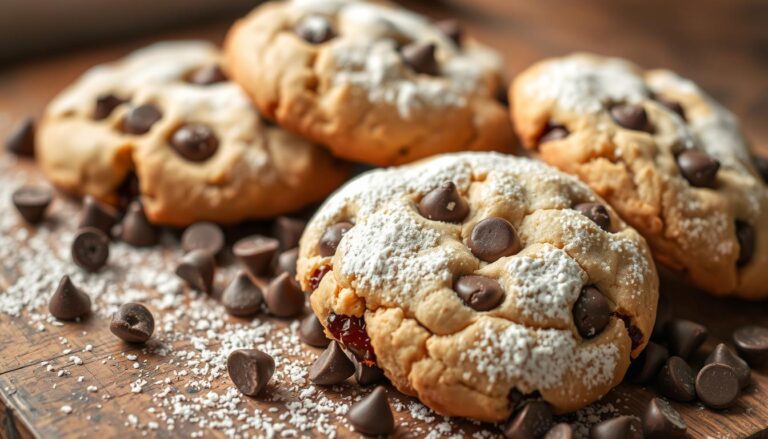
[1, 1, 768, 438]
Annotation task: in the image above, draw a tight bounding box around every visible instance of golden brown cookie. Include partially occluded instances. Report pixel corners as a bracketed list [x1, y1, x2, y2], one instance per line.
[511, 53, 768, 299]
[37, 41, 349, 226]
[297, 152, 658, 421]
[223, 0, 514, 166]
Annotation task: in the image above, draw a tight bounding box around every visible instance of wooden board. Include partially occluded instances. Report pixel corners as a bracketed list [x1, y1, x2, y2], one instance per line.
[1, 1, 768, 438]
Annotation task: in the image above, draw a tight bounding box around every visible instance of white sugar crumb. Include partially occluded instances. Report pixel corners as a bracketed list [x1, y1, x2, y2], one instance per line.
[60, 405, 73, 414]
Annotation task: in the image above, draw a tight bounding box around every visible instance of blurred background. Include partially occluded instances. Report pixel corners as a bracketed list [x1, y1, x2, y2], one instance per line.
[0, 0, 767, 146]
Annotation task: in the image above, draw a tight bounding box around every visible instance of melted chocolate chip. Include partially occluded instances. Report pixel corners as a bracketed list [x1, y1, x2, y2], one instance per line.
[610, 104, 650, 132]
[676, 149, 720, 188]
[735, 221, 755, 267]
[573, 286, 612, 338]
[227, 349, 275, 397]
[319, 222, 353, 257]
[71, 227, 110, 272]
[401, 42, 439, 76]
[169, 123, 219, 162]
[93, 93, 126, 120]
[122, 104, 162, 135]
[454, 275, 505, 311]
[49, 275, 91, 320]
[348, 386, 395, 436]
[574, 202, 611, 231]
[418, 181, 469, 223]
[468, 217, 522, 262]
[5, 117, 35, 157]
[110, 302, 154, 343]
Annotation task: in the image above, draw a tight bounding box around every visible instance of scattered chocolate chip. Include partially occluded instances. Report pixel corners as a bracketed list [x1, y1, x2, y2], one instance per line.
[222, 271, 263, 317]
[71, 227, 110, 272]
[656, 356, 696, 402]
[122, 104, 162, 135]
[295, 15, 335, 44]
[435, 19, 462, 45]
[733, 325, 768, 366]
[627, 342, 668, 384]
[468, 217, 521, 262]
[188, 65, 228, 85]
[273, 216, 306, 250]
[227, 349, 275, 397]
[666, 319, 708, 359]
[676, 150, 720, 188]
[543, 423, 572, 439]
[234, 235, 279, 276]
[5, 117, 35, 157]
[265, 272, 305, 317]
[319, 222, 354, 257]
[175, 249, 215, 294]
[654, 96, 686, 120]
[93, 93, 125, 120]
[651, 294, 672, 341]
[354, 360, 385, 386]
[275, 248, 299, 278]
[642, 398, 686, 439]
[309, 341, 355, 385]
[610, 104, 650, 132]
[735, 221, 755, 267]
[572, 286, 612, 339]
[705, 343, 751, 389]
[696, 363, 740, 409]
[502, 401, 553, 439]
[12, 185, 52, 224]
[182, 221, 225, 257]
[590, 416, 643, 439]
[49, 275, 91, 320]
[169, 123, 219, 162]
[454, 275, 505, 311]
[348, 386, 395, 436]
[79, 196, 119, 235]
[539, 124, 569, 144]
[753, 154, 768, 183]
[120, 201, 158, 247]
[109, 302, 154, 343]
[299, 314, 331, 348]
[401, 42, 439, 76]
[418, 181, 469, 223]
[574, 202, 611, 231]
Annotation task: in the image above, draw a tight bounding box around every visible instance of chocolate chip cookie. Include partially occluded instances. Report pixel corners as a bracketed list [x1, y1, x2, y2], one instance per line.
[37, 41, 349, 225]
[511, 53, 768, 299]
[297, 152, 658, 421]
[223, 0, 514, 166]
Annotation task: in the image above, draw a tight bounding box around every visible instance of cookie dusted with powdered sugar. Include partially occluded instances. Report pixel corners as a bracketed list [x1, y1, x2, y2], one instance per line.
[223, 0, 514, 166]
[297, 152, 658, 421]
[37, 41, 349, 226]
[511, 53, 768, 298]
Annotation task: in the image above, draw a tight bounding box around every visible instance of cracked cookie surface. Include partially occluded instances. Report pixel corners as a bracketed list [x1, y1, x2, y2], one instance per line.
[511, 53, 768, 299]
[37, 41, 349, 226]
[223, 0, 514, 166]
[297, 152, 658, 421]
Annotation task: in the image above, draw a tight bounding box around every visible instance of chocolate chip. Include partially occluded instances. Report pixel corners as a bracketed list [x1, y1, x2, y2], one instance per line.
[733, 325, 768, 366]
[12, 185, 52, 224]
[120, 201, 158, 247]
[319, 222, 353, 257]
[435, 19, 462, 45]
[71, 227, 110, 272]
[627, 342, 668, 384]
[539, 124, 569, 144]
[49, 275, 91, 320]
[79, 196, 119, 235]
[354, 360, 385, 386]
[735, 221, 755, 267]
[651, 294, 672, 341]
[265, 272, 305, 318]
[642, 398, 686, 439]
[273, 216, 306, 250]
[705, 343, 750, 389]
[122, 104, 162, 135]
[656, 356, 696, 402]
[590, 416, 643, 439]
[5, 118, 35, 157]
[753, 154, 768, 183]
[181, 221, 225, 258]
[502, 401, 553, 439]
[109, 302, 154, 343]
[610, 104, 650, 132]
[468, 217, 522, 262]
[348, 386, 395, 436]
[175, 249, 215, 294]
[309, 340, 355, 385]
[695, 363, 740, 409]
[222, 271, 263, 317]
[93, 93, 125, 120]
[295, 15, 335, 44]
[454, 275, 504, 311]
[401, 42, 439, 76]
[572, 286, 612, 338]
[275, 248, 299, 278]
[188, 65, 227, 85]
[574, 202, 611, 231]
[496, 85, 510, 107]
[234, 235, 279, 276]
[654, 96, 686, 120]
[227, 349, 275, 397]
[543, 423, 573, 439]
[676, 149, 720, 188]
[299, 314, 331, 348]
[169, 123, 219, 162]
[666, 319, 708, 359]
[418, 181, 469, 223]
